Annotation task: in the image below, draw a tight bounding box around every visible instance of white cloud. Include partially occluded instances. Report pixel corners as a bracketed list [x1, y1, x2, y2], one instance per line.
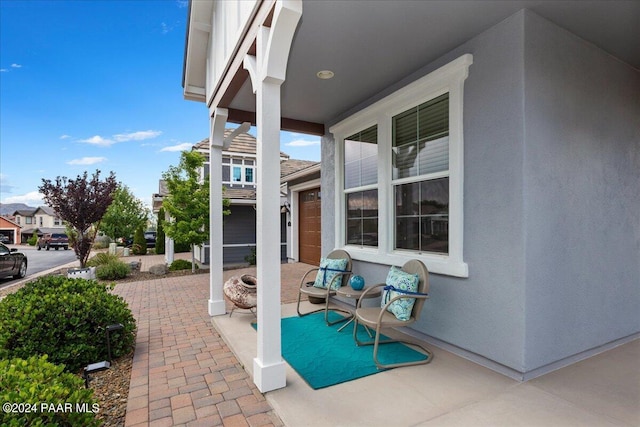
[79, 135, 115, 146]
[0, 69, 7, 73]
[113, 130, 162, 142]
[11, 63, 22, 68]
[3, 191, 44, 206]
[286, 139, 320, 147]
[59, 134, 71, 140]
[160, 143, 193, 152]
[79, 130, 162, 146]
[67, 157, 107, 165]
[176, 0, 188, 8]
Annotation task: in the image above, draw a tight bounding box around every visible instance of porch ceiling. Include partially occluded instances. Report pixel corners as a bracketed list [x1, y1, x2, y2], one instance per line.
[222, 0, 639, 132]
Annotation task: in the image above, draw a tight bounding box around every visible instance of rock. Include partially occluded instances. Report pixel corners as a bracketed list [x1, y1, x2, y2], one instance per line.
[149, 264, 168, 275]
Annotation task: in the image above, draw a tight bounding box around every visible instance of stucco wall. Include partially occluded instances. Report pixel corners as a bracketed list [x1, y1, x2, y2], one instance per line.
[522, 11, 640, 370]
[325, 11, 530, 372]
[322, 9, 639, 375]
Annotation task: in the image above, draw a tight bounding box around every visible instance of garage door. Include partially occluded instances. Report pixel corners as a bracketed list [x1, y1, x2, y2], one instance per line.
[299, 188, 321, 265]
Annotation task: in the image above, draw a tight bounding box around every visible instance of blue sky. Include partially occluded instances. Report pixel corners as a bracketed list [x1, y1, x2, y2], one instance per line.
[0, 0, 320, 209]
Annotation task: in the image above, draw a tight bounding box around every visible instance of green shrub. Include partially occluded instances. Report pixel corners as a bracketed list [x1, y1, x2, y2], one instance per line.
[244, 247, 257, 265]
[155, 208, 165, 255]
[0, 276, 136, 373]
[169, 259, 198, 271]
[85, 252, 120, 267]
[96, 260, 130, 280]
[0, 355, 100, 427]
[131, 225, 147, 255]
[28, 232, 39, 246]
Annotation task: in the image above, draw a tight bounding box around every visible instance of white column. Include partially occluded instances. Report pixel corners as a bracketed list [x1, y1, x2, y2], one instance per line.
[254, 75, 287, 393]
[246, 0, 302, 393]
[164, 209, 175, 265]
[209, 108, 229, 316]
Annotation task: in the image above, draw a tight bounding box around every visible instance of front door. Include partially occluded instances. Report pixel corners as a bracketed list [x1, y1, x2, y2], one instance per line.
[299, 188, 321, 265]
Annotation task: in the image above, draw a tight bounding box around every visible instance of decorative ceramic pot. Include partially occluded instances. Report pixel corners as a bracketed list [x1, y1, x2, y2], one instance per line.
[349, 275, 365, 291]
[224, 275, 258, 309]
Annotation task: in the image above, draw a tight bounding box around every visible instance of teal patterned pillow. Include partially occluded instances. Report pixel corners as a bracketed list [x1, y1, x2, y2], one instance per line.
[313, 258, 349, 290]
[381, 266, 419, 321]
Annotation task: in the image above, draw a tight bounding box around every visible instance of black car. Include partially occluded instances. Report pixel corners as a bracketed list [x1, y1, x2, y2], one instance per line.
[124, 231, 157, 248]
[144, 231, 156, 248]
[0, 243, 27, 279]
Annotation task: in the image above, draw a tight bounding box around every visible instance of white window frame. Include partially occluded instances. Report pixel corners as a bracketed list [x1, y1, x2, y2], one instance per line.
[331, 54, 472, 277]
[223, 156, 256, 186]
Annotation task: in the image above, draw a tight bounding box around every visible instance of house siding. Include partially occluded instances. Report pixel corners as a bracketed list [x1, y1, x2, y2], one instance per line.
[222, 205, 287, 265]
[324, 10, 639, 376]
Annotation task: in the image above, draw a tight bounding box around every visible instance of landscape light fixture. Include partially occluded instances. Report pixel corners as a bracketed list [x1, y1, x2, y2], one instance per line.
[106, 323, 124, 362]
[83, 361, 110, 388]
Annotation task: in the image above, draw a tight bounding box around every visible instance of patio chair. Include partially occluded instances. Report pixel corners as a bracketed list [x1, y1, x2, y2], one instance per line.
[352, 259, 433, 369]
[296, 249, 353, 326]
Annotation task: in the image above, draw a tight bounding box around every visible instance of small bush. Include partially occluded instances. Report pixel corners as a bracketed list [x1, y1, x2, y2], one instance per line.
[28, 232, 39, 246]
[85, 252, 120, 267]
[244, 247, 257, 265]
[96, 260, 130, 280]
[0, 276, 136, 373]
[169, 259, 198, 271]
[92, 235, 111, 249]
[0, 355, 100, 427]
[131, 226, 147, 255]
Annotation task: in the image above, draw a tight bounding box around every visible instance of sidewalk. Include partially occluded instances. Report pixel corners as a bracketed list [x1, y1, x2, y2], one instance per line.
[114, 255, 639, 427]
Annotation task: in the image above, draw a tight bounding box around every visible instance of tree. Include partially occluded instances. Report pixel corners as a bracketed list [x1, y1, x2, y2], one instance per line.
[131, 225, 147, 255]
[100, 184, 149, 243]
[39, 170, 117, 267]
[155, 207, 165, 255]
[162, 151, 210, 273]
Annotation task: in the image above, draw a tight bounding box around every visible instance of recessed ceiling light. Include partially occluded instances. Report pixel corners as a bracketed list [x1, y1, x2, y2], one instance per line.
[316, 70, 334, 80]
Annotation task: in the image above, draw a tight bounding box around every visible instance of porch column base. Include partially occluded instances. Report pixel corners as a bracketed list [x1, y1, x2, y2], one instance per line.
[253, 358, 286, 393]
[208, 299, 226, 317]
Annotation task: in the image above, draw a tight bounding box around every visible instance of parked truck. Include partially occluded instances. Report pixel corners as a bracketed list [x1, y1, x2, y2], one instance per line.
[37, 233, 69, 251]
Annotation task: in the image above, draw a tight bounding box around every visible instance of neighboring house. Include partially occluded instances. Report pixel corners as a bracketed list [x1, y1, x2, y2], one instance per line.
[280, 160, 321, 265]
[183, 0, 639, 391]
[0, 216, 21, 244]
[189, 130, 317, 265]
[13, 206, 65, 243]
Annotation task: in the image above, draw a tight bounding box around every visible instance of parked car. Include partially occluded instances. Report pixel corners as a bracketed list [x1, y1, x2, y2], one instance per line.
[144, 231, 156, 248]
[0, 235, 10, 244]
[37, 233, 69, 251]
[125, 231, 156, 248]
[0, 243, 27, 279]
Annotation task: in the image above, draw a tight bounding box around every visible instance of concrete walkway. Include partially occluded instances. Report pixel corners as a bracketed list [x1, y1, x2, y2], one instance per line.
[114, 255, 639, 427]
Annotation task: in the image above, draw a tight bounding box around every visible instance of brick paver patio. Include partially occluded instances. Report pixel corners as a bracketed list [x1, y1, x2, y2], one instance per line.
[113, 261, 314, 427]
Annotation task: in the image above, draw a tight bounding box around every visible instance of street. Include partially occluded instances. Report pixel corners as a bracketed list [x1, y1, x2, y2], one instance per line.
[0, 245, 77, 288]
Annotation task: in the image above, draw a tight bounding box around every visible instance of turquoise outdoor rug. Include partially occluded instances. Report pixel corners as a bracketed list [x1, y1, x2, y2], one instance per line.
[252, 311, 428, 389]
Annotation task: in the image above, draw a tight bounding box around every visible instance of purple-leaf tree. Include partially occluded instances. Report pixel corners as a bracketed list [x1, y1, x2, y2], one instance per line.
[39, 170, 118, 268]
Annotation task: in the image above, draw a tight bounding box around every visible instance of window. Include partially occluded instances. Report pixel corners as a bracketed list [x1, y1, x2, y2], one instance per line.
[393, 94, 449, 254]
[54, 217, 62, 226]
[344, 126, 378, 247]
[331, 54, 472, 277]
[26, 217, 32, 225]
[223, 156, 256, 186]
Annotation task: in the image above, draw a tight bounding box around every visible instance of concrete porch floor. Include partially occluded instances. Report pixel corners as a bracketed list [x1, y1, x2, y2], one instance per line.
[116, 256, 639, 426]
